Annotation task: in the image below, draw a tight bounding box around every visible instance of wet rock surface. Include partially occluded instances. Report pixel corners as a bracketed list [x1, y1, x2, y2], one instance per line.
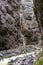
[0, 47, 42, 65]
[20, 0, 41, 46]
[0, 48, 42, 65]
[8, 55, 34, 65]
[0, 45, 41, 59]
[7, 51, 40, 65]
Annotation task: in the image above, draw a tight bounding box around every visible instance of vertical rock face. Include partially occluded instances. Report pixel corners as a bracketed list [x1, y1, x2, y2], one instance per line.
[34, 0, 43, 29]
[20, 0, 41, 46]
[33, 0, 43, 45]
[0, 0, 22, 50]
[0, 0, 42, 50]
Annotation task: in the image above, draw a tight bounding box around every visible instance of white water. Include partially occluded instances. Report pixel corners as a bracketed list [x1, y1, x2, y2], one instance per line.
[0, 49, 42, 65]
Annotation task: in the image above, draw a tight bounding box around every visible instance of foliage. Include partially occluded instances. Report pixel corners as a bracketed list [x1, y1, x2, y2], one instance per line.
[34, 51, 43, 65]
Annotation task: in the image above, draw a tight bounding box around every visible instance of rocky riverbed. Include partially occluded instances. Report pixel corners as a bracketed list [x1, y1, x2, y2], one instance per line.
[0, 48, 42, 65]
[0, 45, 42, 58]
[0, 45, 42, 65]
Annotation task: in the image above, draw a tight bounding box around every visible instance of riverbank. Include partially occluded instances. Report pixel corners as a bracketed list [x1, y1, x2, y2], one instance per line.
[0, 45, 42, 65]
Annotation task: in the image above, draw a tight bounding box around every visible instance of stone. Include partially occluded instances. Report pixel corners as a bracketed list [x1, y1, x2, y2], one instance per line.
[20, 0, 41, 46]
[0, 0, 22, 50]
[7, 53, 37, 65]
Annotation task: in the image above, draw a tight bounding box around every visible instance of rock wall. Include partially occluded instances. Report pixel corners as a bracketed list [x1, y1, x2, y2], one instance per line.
[33, 0, 43, 45]
[0, 0, 42, 50]
[34, 0, 43, 29]
[0, 0, 22, 50]
[20, 0, 41, 46]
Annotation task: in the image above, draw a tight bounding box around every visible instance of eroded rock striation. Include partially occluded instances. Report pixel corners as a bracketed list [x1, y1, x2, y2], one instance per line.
[0, 0, 22, 50]
[0, 0, 42, 50]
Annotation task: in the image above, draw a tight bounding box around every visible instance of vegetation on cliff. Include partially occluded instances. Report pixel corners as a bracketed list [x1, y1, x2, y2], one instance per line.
[34, 51, 43, 65]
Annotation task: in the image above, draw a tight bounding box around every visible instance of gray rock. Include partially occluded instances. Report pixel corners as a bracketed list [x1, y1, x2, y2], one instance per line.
[0, 0, 22, 50]
[8, 53, 37, 65]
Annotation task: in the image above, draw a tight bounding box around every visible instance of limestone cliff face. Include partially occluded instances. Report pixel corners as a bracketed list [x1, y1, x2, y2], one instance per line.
[0, 0, 42, 50]
[0, 0, 22, 50]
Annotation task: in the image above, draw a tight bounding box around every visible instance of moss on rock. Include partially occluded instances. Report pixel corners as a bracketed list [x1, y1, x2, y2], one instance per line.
[34, 51, 43, 65]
